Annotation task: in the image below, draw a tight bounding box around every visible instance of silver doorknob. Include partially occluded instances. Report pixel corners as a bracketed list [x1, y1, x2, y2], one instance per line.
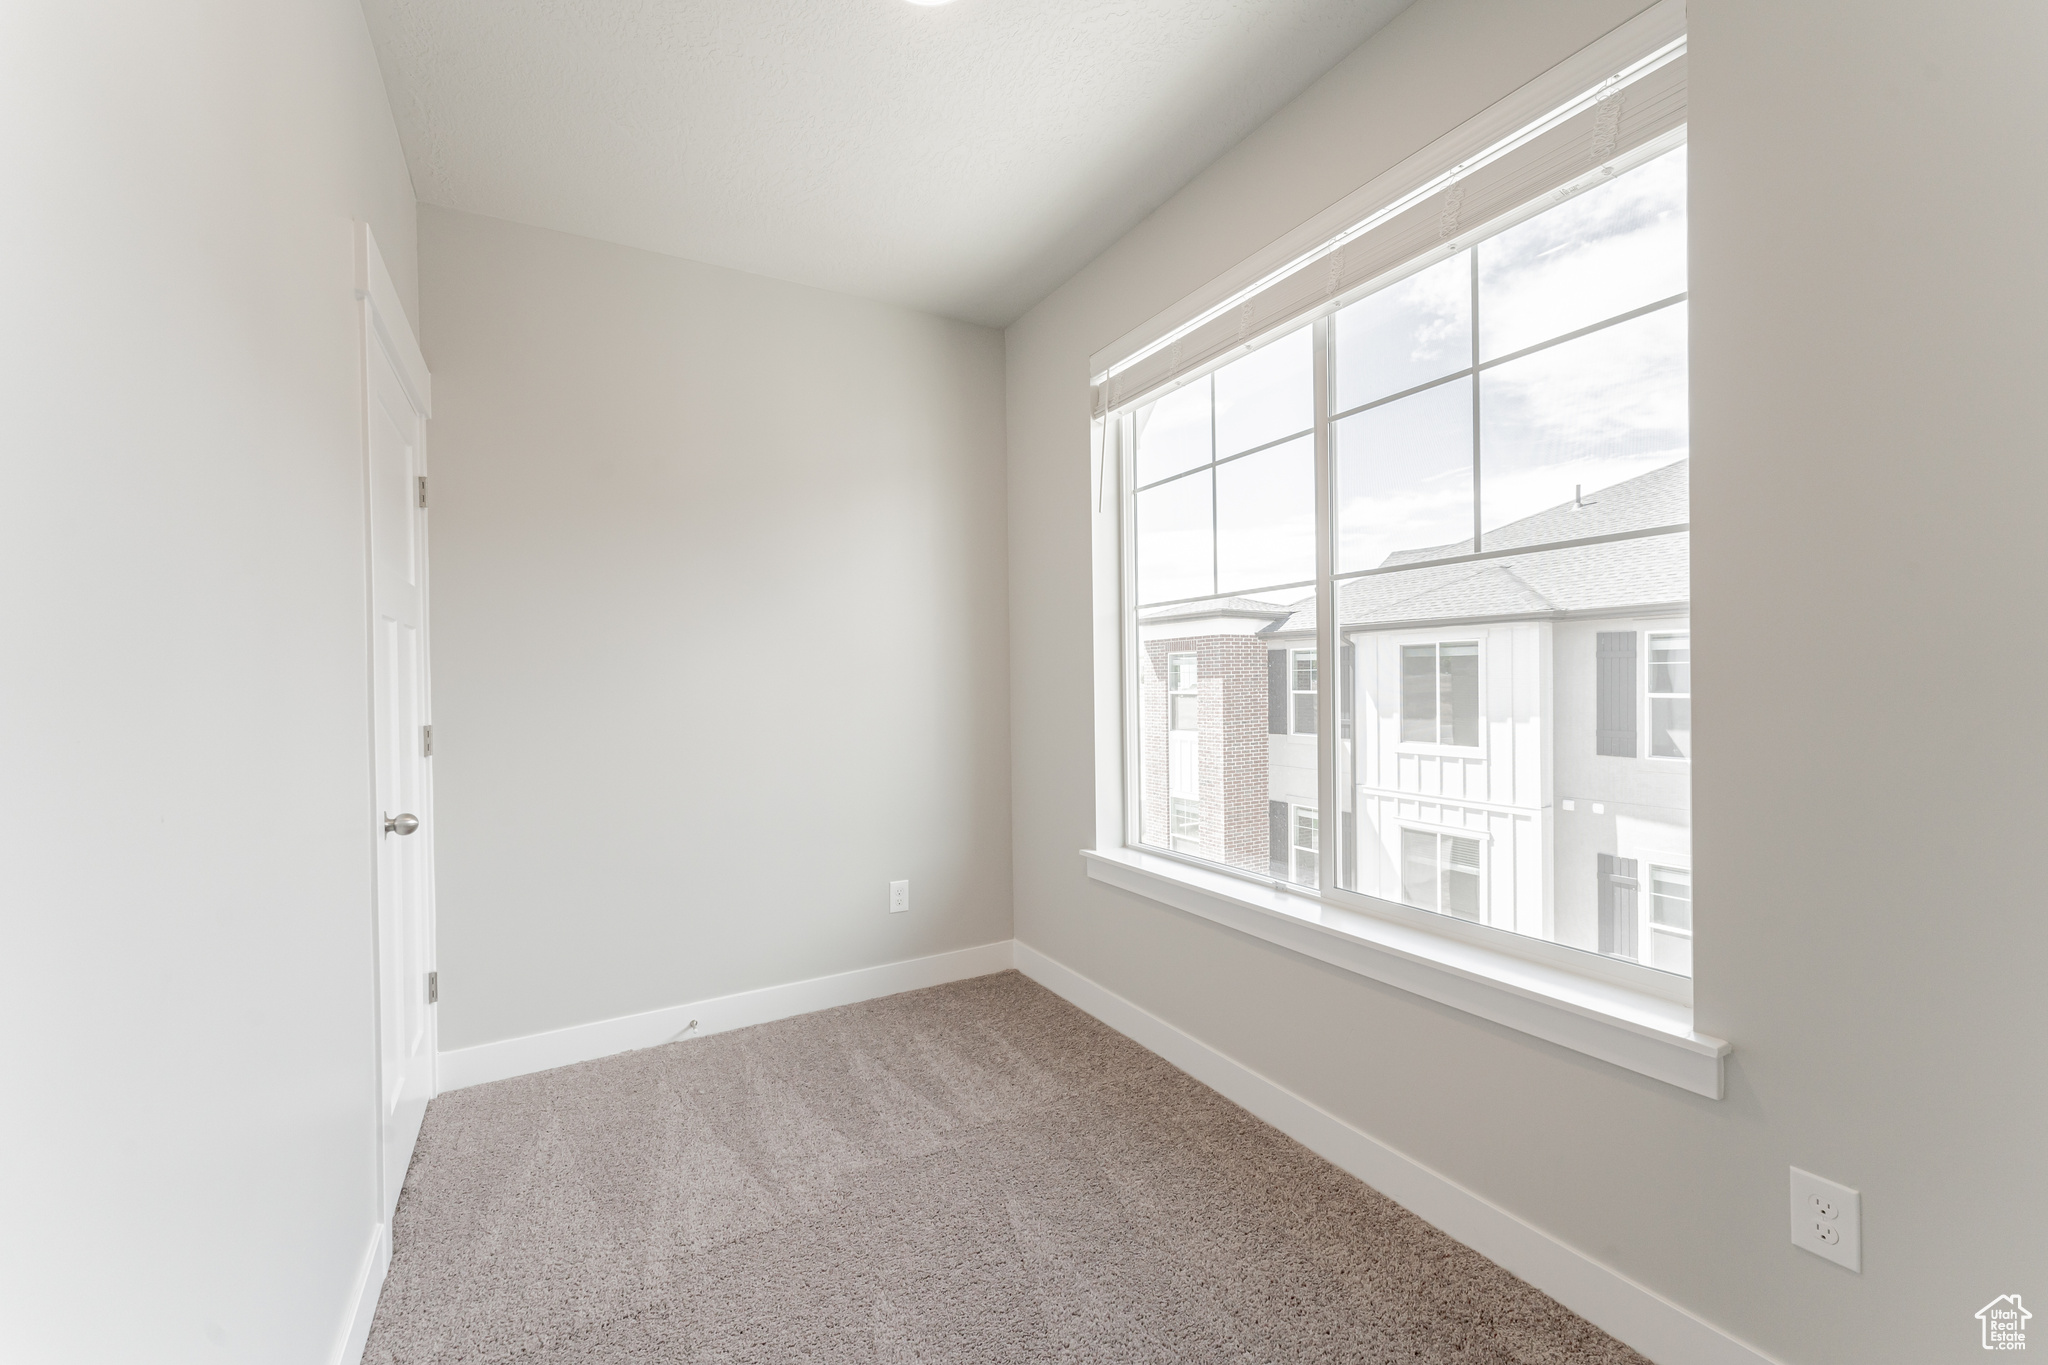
[384, 812, 420, 836]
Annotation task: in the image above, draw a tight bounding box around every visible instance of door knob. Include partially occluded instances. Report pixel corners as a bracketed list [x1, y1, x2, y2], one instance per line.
[384, 812, 420, 836]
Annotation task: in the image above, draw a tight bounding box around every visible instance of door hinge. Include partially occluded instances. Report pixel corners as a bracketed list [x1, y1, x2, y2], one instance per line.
[416, 475, 428, 509]
[427, 970, 438, 1004]
[421, 723, 433, 758]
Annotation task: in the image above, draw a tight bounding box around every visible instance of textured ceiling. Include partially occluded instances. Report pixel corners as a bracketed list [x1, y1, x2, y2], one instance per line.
[361, 0, 1414, 326]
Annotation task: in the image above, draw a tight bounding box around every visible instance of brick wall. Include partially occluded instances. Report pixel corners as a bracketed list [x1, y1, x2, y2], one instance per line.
[1139, 633, 1272, 874]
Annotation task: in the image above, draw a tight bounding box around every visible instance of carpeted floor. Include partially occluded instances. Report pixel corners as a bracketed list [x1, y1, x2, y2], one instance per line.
[364, 971, 1647, 1364]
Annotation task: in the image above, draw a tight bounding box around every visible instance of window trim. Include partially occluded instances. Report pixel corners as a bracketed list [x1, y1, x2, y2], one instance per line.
[1391, 634, 1487, 755]
[1645, 630, 1692, 764]
[1291, 804, 1319, 887]
[1400, 824, 1486, 924]
[1087, 4, 1719, 1097]
[1290, 648, 1318, 735]
[1082, 845, 1726, 1098]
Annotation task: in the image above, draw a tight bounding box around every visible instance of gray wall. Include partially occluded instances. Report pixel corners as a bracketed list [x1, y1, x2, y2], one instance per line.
[420, 207, 1012, 1052]
[0, 3, 419, 1362]
[1004, 1, 2047, 1362]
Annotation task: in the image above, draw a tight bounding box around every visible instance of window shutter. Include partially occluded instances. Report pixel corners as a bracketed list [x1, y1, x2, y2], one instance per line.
[1598, 854, 1640, 957]
[1268, 651, 1287, 733]
[1269, 801, 1289, 879]
[1596, 632, 1638, 757]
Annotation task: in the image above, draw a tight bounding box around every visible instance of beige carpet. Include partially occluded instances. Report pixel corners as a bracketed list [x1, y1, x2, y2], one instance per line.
[364, 971, 1647, 1364]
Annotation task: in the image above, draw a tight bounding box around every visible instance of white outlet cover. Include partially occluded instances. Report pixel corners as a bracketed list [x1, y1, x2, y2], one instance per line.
[889, 880, 910, 914]
[1790, 1167, 1861, 1272]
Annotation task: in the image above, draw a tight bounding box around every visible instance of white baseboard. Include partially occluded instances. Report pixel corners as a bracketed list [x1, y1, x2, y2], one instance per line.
[436, 940, 1017, 1092]
[332, 1220, 389, 1365]
[1012, 940, 1780, 1365]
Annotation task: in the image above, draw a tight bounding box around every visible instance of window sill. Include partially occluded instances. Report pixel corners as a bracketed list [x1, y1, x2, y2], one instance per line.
[1080, 846, 1728, 1098]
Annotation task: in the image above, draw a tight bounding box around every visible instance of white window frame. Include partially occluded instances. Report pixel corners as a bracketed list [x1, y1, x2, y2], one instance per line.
[1645, 630, 1691, 763]
[1394, 637, 1485, 755]
[1291, 805, 1319, 886]
[1167, 651, 1198, 732]
[1290, 648, 1318, 735]
[1084, 1, 1726, 1100]
[1399, 825, 1486, 924]
[1647, 863, 1693, 964]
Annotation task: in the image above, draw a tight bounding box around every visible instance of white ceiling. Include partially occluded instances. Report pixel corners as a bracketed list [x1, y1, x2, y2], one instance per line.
[361, 0, 1413, 326]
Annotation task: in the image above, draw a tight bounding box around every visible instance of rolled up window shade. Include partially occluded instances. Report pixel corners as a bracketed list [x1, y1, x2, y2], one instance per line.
[1094, 8, 1687, 417]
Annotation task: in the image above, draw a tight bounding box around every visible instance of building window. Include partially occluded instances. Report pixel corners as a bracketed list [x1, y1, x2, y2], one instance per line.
[1292, 649, 1318, 734]
[1400, 641, 1479, 746]
[1170, 797, 1202, 854]
[1649, 865, 1692, 973]
[1401, 829, 1482, 922]
[1168, 652, 1198, 730]
[1292, 807, 1319, 887]
[1648, 633, 1690, 759]
[1121, 125, 1692, 979]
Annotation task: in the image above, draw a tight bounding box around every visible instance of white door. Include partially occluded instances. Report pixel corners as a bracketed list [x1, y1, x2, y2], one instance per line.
[361, 227, 435, 1225]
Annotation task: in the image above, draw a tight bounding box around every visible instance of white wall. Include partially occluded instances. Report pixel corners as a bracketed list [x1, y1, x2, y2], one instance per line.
[0, 3, 418, 1363]
[1005, 2, 2048, 1362]
[418, 207, 1011, 1052]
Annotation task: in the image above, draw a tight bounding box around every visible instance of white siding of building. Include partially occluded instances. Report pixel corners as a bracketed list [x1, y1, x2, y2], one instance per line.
[1346, 620, 1551, 936]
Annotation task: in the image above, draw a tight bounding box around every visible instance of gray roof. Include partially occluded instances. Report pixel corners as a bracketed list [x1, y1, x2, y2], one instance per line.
[1140, 596, 1297, 624]
[1265, 532, 1687, 634]
[1150, 459, 1690, 636]
[1381, 459, 1689, 567]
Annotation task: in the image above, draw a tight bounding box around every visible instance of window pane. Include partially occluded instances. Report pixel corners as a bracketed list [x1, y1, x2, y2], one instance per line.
[1333, 251, 1471, 412]
[1135, 470, 1212, 605]
[1648, 634, 1690, 694]
[1650, 867, 1692, 929]
[1292, 810, 1319, 888]
[1292, 651, 1317, 692]
[1215, 435, 1314, 594]
[1649, 930, 1691, 976]
[1335, 377, 1473, 572]
[1135, 376, 1212, 486]
[1477, 145, 1687, 361]
[1651, 697, 1691, 759]
[1478, 304, 1687, 542]
[1292, 649, 1319, 737]
[1400, 829, 1438, 910]
[1400, 645, 1436, 742]
[1440, 641, 1480, 746]
[1444, 866, 1481, 922]
[1127, 137, 1693, 980]
[1214, 327, 1312, 458]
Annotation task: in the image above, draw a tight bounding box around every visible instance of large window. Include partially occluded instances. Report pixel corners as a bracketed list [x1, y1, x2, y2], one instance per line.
[1126, 142, 1692, 978]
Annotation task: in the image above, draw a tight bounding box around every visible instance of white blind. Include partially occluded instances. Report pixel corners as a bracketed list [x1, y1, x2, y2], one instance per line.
[1093, 5, 1687, 417]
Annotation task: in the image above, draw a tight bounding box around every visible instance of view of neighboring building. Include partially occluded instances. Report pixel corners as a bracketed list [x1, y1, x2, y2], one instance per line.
[1138, 458, 1692, 975]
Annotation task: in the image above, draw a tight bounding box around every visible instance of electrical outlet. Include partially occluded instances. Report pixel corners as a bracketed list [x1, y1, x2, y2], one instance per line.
[1789, 1167, 1861, 1272]
[889, 880, 909, 914]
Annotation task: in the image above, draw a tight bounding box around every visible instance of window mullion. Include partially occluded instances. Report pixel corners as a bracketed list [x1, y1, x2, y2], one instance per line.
[1312, 313, 1336, 899]
[1117, 413, 1142, 850]
[1468, 246, 1482, 554]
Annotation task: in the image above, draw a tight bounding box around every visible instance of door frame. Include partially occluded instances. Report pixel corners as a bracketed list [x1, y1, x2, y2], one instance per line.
[356, 222, 437, 1223]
